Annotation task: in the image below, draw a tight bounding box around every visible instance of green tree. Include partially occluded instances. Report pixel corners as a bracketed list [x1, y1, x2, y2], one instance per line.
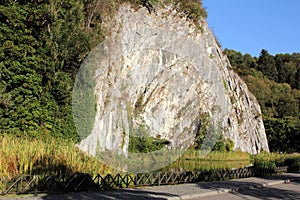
[224, 49, 257, 76]
[257, 49, 278, 81]
[270, 83, 299, 118]
[291, 53, 300, 90]
[0, 0, 92, 139]
[41, 0, 90, 139]
[0, 0, 50, 135]
[275, 54, 297, 87]
[265, 117, 300, 153]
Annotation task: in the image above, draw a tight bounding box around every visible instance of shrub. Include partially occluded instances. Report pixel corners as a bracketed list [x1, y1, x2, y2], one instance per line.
[252, 152, 276, 170]
[226, 138, 235, 152]
[252, 152, 300, 173]
[174, 0, 207, 21]
[212, 136, 235, 153]
[285, 156, 300, 172]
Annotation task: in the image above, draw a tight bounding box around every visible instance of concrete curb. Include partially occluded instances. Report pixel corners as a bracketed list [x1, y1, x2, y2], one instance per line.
[167, 189, 233, 200]
[166, 178, 299, 200]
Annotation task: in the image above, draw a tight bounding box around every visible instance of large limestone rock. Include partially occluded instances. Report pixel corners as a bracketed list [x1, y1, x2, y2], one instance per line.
[74, 4, 269, 163]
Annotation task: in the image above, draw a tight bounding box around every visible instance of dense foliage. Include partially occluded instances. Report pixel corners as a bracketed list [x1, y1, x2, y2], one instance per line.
[0, 0, 93, 140]
[224, 49, 300, 153]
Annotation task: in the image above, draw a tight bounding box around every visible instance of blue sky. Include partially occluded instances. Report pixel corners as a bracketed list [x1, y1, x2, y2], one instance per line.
[202, 0, 300, 57]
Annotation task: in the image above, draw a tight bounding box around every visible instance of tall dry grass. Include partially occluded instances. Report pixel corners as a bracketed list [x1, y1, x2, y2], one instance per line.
[0, 134, 112, 178]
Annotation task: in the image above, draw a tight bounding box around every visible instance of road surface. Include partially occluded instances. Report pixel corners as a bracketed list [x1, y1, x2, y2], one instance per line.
[198, 180, 300, 200]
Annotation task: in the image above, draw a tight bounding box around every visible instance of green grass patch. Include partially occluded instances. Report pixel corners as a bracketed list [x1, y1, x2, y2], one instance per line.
[162, 149, 251, 171]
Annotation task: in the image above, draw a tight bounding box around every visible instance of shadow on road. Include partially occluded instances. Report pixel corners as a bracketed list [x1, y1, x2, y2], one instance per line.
[40, 189, 178, 200]
[197, 177, 300, 200]
[233, 180, 300, 200]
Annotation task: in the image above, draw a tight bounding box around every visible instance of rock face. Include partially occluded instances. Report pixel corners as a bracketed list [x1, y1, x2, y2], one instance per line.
[75, 4, 269, 158]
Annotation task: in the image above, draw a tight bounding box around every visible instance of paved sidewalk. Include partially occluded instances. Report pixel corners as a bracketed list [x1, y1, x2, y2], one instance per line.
[1, 173, 300, 200]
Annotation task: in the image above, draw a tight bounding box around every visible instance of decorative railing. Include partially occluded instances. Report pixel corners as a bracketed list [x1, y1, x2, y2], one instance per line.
[0, 166, 288, 195]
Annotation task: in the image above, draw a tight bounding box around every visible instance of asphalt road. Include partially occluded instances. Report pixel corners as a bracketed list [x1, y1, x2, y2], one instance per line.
[198, 180, 300, 200]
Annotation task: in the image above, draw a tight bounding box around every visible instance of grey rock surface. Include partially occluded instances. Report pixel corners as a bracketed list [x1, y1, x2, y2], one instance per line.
[74, 4, 269, 166]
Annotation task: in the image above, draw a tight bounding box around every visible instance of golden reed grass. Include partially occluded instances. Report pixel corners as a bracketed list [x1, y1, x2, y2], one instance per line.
[0, 134, 112, 178]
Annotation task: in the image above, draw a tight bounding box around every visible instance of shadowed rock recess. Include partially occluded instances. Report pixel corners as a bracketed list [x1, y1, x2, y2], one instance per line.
[73, 4, 269, 164]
